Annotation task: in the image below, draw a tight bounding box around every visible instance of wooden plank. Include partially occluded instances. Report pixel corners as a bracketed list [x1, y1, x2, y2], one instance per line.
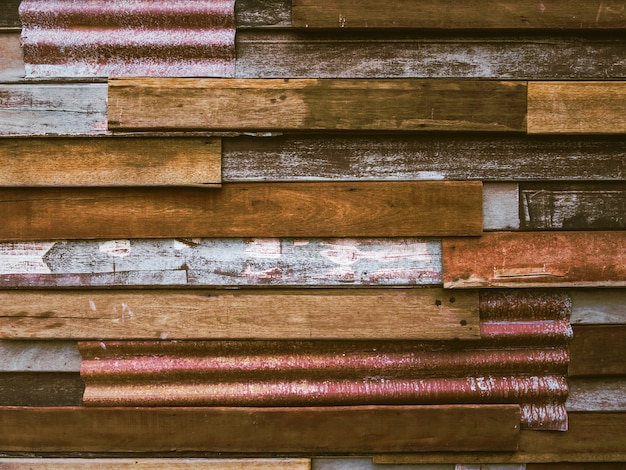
[0, 373, 83, 406]
[0, 238, 443, 287]
[0, 35, 24, 81]
[528, 464, 626, 470]
[0, 405, 520, 453]
[0, 137, 221, 187]
[236, 31, 626, 80]
[0, 288, 479, 340]
[293, 0, 626, 29]
[567, 378, 626, 411]
[314, 459, 454, 470]
[0, 0, 20, 29]
[569, 325, 626, 376]
[108, 78, 527, 132]
[528, 82, 626, 134]
[0, 341, 81, 372]
[222, 135, 626, 182]
[443, 232, 626, 288]
[236, 0, 291, 27]
[374, 413, 626, 463]
[521, 183, 626, 230]
[0, 182, 483, 240]
[0, 459, 311, 469]
[570, 289, 626, 324]
[483, 183, 519, 231]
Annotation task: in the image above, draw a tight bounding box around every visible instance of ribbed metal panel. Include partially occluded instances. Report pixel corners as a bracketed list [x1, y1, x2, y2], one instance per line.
[20, 0, 235, 78]
[80, 290, 572, 430]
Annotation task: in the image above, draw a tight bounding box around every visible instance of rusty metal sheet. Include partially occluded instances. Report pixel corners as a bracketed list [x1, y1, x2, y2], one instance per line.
[80, 290, 571, 431]
[19, 0, 235, 78]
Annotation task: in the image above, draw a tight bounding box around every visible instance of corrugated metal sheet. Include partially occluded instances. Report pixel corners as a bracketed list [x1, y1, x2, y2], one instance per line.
[19, 0, 235, 78]
[80, 290, 572, 430]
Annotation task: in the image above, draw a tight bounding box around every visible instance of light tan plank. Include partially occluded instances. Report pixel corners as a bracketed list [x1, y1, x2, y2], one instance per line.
[0, 137, 221, 187]
[0, 459, 310, 469]
[0, 288, 479, 340]
[292, 0, 626, 29]
[528, 82, 626, 134]
[0, 34, 24, 81]
[108, 78, 527, 132]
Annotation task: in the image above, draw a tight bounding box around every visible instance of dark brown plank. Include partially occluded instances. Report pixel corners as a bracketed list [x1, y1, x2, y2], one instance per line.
[0, 182, 483, 240]
[0, 373, 83, 406]
[374, 413, 626, 463]
[0, 405, 520, 453]
[0, 0, 20, 29]
[521, 183, 626, 230]
[528, 464, 626, 470]
[236, 0, 291, 27]
[569, 325, 626, 377]
[108, 78, 527, 132]
[293, 0, 626, 29]
[443, 232, 626, 288]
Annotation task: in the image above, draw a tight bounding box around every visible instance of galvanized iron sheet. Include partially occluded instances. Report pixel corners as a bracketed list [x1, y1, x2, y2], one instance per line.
[80, 290, 572, 430]
[20, 0, 235, 77]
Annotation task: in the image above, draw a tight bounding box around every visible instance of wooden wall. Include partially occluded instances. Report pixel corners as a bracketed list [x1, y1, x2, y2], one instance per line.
[1, 0, 625, 468]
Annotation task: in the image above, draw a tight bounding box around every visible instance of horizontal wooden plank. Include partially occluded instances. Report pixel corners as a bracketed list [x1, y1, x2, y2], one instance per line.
[527, 464, 626, 470]
[483, 183, 519, 231]
[443, 232, 626, 288]
[0, 35, 23, 81]
[570, 289, 626, 324]
[0, 84, 107, 136]
[222, 135, 626, 181]
[0, 405, 520, 453]
[0, 0, 20, 29]
[0, 341, 81, 372]
[0, 182, 483, 240]
[569, 325, 626, 376]
[374, 412, 626, 463]
[567, 378, 626, 411]
[292, 0, 626, 29]
[236, 31, 626, 79]
[108, 78, 527, 132]
[0, 373, 83, 406]
[521, 183, 626, 230]
[0, 459, 311, 469]
[528, 82, 626, 134]
[0, 238, 443, 287]
[237, 0, 291, 27]
[0, 137, 221, 187]
[313, 458, 452, 470]
[0, 288, 479, 340]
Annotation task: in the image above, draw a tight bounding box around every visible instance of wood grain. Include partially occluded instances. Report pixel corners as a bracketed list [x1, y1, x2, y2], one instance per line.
[528, 82, 626, 134]
[108, 78, 527, 132]
[483, 183, 519, 231]
[567, 378, 626, 411]
[0, 35, 23, 81]
[374, 412, 626, 463]
[0, 459, 311, 470]
[0, 137, 221, 187]
[570, 289, 626, 324]
[0, 405, 520, 453]
[0, 182, 483, 240]
[569, 325, 626, 376]
[0, 341, 81, 372]
[0, 0, 20, 29]
[293, 0, 626, 29]
[0, 373, 83, 406]
[443, 232, 626, 288]
[0, 288, 479, 340]
[0, 238, 443, 288]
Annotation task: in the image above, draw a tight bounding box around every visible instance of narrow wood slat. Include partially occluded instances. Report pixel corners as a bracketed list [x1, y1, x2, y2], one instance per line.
[443, 232, 626, 288]
[0, 138, 221, 187]
[0, 288, 479, 340]
[567, 378, 626, 411]
[521, 183, 626, 230]
[570, 290, 626, 324]
[0, 373, 83, 406]
[0, 341, 81, 372]
[0, 459, 311, 469]
[0, 182, 483, 240]
[569, 325, 626, 376]
[0, 405, 520, 453]
[528, 82, 626, 134]
[108, 78, 527, 132]
[528, 464, 626, 470]
[293, 0, 626, 29]
[374, 413, 626, 463]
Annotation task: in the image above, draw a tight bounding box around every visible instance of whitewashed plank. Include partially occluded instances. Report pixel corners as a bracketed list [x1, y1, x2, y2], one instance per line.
[0, 341, 81, 372]
[570, 290, 626, 324]
[312, 459, 453, 470]
[483, 183, 520, 231]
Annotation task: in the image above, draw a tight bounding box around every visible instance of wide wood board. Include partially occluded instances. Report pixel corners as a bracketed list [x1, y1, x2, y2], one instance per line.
[569, 325, 626, 376]
[0, 459, 311, 470]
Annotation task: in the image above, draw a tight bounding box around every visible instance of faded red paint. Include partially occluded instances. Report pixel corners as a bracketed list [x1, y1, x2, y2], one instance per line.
[20, 0, 235, 77]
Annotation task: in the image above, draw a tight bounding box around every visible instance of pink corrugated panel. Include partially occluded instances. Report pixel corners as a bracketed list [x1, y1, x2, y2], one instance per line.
[19, 0, 235, 78]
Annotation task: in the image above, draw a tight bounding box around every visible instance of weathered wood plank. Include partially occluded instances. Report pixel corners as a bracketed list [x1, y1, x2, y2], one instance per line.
[567, 378, 626, 411]
[222, 135, 626, 181]
[0, 288, 479, 340]
[314, 459, 454, 470]
[0, 340, 81, 372]
[0, 182, 483, 240]
[443, 232, 626, 288]
[0, 84, 107, 136]
[521, 183, 626, 230]
[108, 78, 527, 132]
[527, 464, 626, 470]
[569, 325, 626, 376]
[0, 238, 443, 287]
[0, 137, 221, 187]
[0, 405, 520, 453]
[0, 35, 23, 80]
[236, 31, 626, 79]
[483, 183, 519, 231]
[0, 0, 20, 29]
[237, 0, 291, 27]
[374, 413, 626, 463]
[528, 82, 626, 134]
[570, 289, 626, 324]
[292, 0, 626, 29]
[0, 459, 311, 469]
[0, 373, 83, 406]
